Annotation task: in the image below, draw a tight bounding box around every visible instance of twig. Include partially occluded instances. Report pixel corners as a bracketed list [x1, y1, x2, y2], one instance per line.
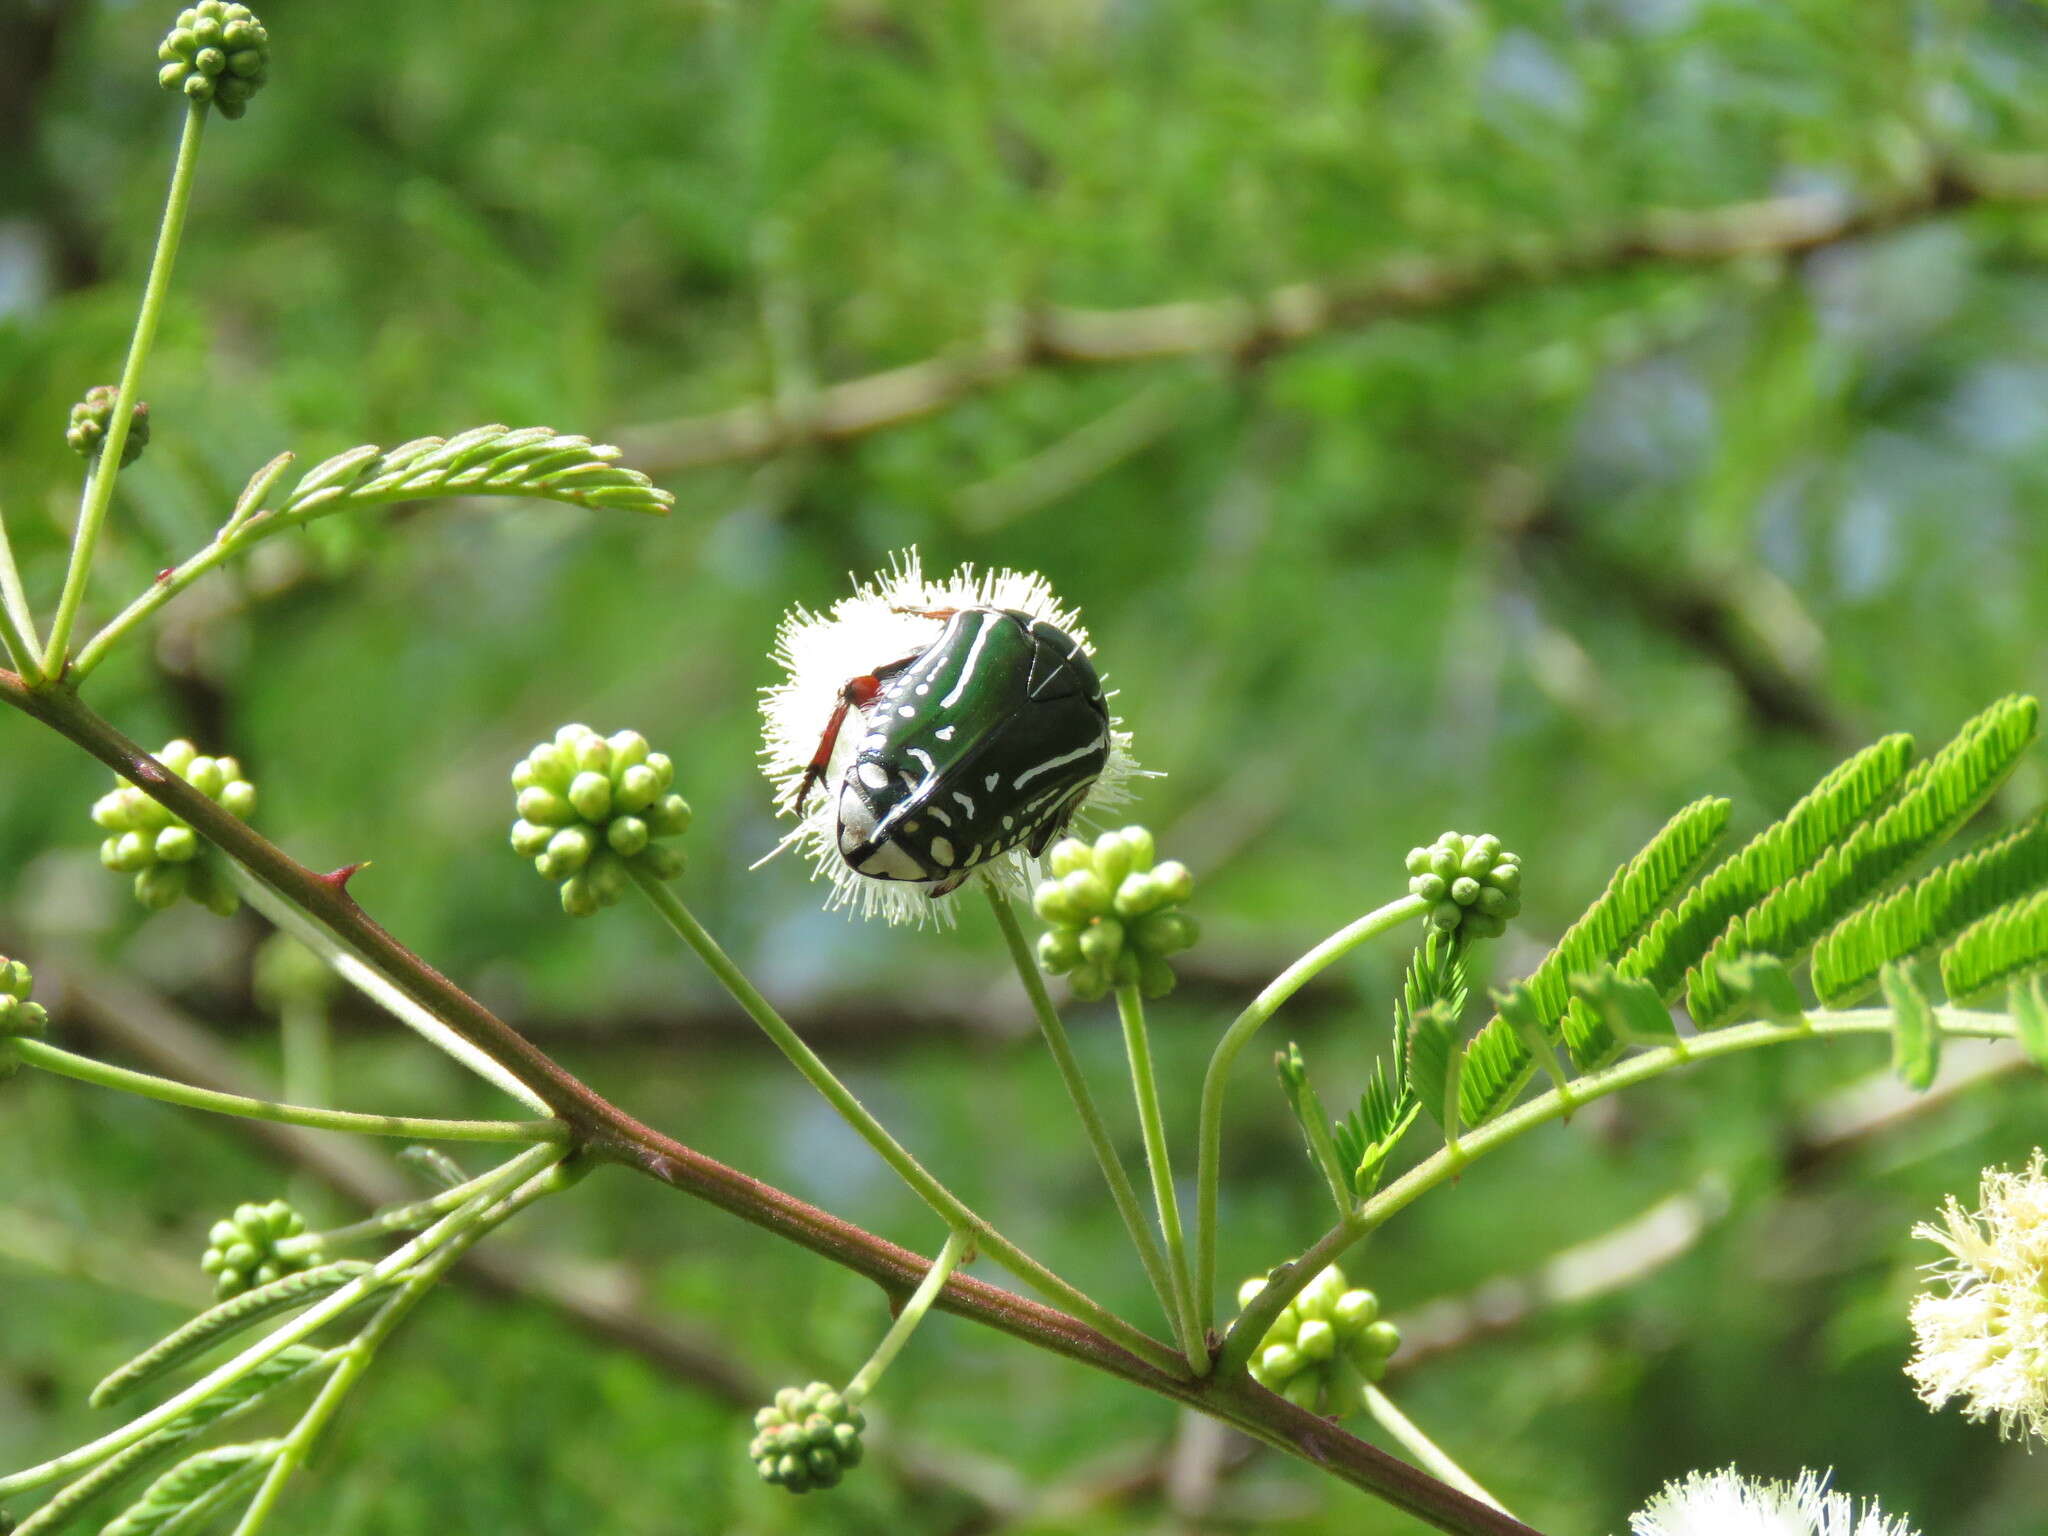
[619, 159, 2048, 476]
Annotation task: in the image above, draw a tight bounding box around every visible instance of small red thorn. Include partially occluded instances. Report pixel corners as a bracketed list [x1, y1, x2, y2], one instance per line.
[319, 861, 370, 894]
[156, 568, 175, 583]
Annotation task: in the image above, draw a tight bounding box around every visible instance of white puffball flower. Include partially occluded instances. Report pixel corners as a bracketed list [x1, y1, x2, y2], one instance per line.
[758, 550, 1142, 927]
[1628, 1467, 1919, 1536]
[1906, 1148, 2048, 1444]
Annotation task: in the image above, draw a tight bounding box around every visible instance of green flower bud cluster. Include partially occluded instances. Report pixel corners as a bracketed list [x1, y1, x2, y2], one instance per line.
[200, 1200, 321, 1300]
[66, 386, 149, 468]
[0, 957, 50, 1081]
[1032, 828, 1196, 1002]
[1237, 1264, 1401, 1412]
[92, 741, 256, 915]
[1404, 831, 1521, 940]
[158, 2, 270, 118]
[748, 1382, 866, 1494]
[510, 725, 690, 917]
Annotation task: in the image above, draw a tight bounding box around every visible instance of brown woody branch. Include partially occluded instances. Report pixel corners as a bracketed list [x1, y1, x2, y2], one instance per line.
[0, 669, 1538, 1536]
[619, 157, 2048, 476]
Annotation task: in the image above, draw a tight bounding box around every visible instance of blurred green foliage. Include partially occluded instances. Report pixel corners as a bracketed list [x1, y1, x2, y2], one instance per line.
[8, 0, 2048, 1530]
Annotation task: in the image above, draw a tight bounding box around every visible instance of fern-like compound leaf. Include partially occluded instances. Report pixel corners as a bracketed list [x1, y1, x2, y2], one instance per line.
[90, 1262, 372, 1409]
[1621, 735, 1913, 1004]
[1397, 934, 1467, 1135]
[1881, 962, 1939, 1090]
[277, 425, 673, 523]
[1692, 697, 2039, 1025]
[1810, 811, 2048, 1005]
[99, 1442, 275, 1536]
[1458, 797, 1729, 1121]
[1567, 968, 1677, 1058]
[1941, 888, 2048, 1003]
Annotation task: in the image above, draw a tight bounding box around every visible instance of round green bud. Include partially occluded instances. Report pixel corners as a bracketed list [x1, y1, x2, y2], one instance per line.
[510, 819, 553, 858]
[1464, 913, 1507, 940]
[66, 386, 150, 467]
[1486, 862, 1521, 896]
[607, 730, 649, 769]
[1260, 1342, 1300, 1380]
[1409, 872, 1447, 902]
[559, 876, 600, 918]
[1112, 871, 1165, 919]
[1449, 876, 1480, 906]
[218, 779, 257, 818]
[1077, 917, 1124, 966]
[1333, 1289, 1379, 1331]
[134, 865, 189, 910]
[1282, 1374, 1322, 1410]
[155, 825, 199, 863]
[1037, 928, 1081, 974]
[1149, 860, 1193, 905]
[606, 816, 649, 858]
[1032, 881, 1079, 926]
[636, 842, 686, 881]
[1118, 826, 1157, 872]
[1046, 837, 1091, 877]
[1093, 831, 1133, 889]
[538, 826, 594, 880]
[1474, 885, 1511, 917]
[1362, 1319, 1401, 1357]
[1296, 1318, 1336, 1362]
[1136, 953, 1177, 999]
[1428, 847, 1459, 880]
[646, 794, 692, 838]
[110, 830, 151, 871]
[1237, 1277, 1268, 1310]
[1428, 901, 1462, 931]
[616, 763, 659, 812]
[1067, 959, 1112, 1002]
[1061, 868, 1112, 917]
[516, 786, 573, 827]
[1131, 910, 1197, 956]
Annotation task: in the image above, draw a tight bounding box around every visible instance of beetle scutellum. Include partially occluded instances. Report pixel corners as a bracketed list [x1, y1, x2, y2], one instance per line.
[761, 556, 1141, 925]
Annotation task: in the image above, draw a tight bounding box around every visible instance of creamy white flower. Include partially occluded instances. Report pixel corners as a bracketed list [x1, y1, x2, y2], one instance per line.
[1906, 1148, 2048, 1443]
[1628, 1467, 1918, 1536]
[758, 551, 1142, 926]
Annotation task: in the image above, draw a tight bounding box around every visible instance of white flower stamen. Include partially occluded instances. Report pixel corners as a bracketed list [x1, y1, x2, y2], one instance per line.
[1906, 1148, 2048, 1444]
[1628, 1466, 1919, 1536]
[758, 551, 1144, 926]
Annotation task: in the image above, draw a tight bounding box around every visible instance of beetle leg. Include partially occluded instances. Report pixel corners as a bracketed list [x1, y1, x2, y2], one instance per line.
[788, 652, 923, 815]
[927, 870, 971, 897]
[890, 605, 961, 621]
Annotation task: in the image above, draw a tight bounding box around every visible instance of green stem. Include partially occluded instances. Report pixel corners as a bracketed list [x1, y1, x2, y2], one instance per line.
[12, 1038, 567, 1144]
[845, 1228, 970, 1404]
[1194, 893, 1426, 1326]
[0, 1144, 559, 1500]
[227, 1157, 573, 1536]
[43, 102, 207, 674]
[983, 885, 1184, 1342]
[1116, 983, 1206, 1374]
[0, 512, 41, 684]
[1219, 1005, 2015, 1376]
[224, 864, 553, 1114]
[629, 865, 1184, 1377]
[1362, 1383, 1515, 1517]
[282, 1163, 528, 1258]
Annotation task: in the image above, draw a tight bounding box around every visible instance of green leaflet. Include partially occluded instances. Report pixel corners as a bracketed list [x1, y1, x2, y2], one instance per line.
[2010, 977, 2048, 1071]
[1882, 963, 1939, 1091]
[1811, 811, 2048, 1005]
[1568, 968, 1678, 1051]
[98, 1444, 274, 1536]
[1691, 697, 2039, 1025]
[1941, 888, 2048, 1003]
[1458, 796, 1729, 1123]
[1711, 955, 1805, 1025]
[15, 1350, 326, 1536]
[276, 425, 673, 522]
[90, 1263, 373, 1410]
[1621, 736, 1913, 1004]
[1399, 933, 1467, 1138]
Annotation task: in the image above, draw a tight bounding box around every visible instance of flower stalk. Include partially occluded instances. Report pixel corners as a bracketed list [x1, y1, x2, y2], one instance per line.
[44, 102, 207, 675]
[1116, 982, 1206, 1372]
[1195, 892, 1428, 1324]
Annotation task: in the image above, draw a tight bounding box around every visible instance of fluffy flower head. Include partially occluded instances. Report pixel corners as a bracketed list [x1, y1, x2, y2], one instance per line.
[1906, 1148, 2048, 1443]
[760, 551, 1141, 926]
[1628, 1467, 1918, 1536]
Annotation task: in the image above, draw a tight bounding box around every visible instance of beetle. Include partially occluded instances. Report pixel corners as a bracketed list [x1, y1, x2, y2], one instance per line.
[788, 605, 1112, 896]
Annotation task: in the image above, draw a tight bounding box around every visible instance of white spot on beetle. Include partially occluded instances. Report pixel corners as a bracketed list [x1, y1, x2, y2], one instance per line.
[898, 705, 916, 718]
[858, 762, 890, 790]
[936, 725, 956, 741]
[915, 683, 929, 696]
[930, 835, 956, 866]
